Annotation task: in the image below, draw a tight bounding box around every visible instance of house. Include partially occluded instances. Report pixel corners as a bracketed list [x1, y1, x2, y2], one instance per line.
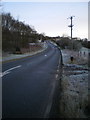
[79, 47, 90, 58]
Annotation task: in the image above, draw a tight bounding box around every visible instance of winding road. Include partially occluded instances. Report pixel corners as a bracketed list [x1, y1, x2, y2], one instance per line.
[2, 41, 62, 119]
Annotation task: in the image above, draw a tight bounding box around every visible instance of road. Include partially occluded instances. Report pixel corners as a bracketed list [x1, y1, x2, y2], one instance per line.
[2, 41, 62, 119]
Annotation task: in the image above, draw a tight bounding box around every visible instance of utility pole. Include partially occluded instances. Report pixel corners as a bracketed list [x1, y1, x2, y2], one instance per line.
[67, 16, 75, 49]
[68, 16, 75, 40]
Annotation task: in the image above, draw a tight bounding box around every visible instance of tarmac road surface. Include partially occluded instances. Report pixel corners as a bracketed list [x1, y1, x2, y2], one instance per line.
[2, 41, 62, 119]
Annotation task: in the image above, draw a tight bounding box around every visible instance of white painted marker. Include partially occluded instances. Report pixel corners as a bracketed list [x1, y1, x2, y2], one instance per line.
[1, 65, 21, 78]
[44, 55, 47, 57]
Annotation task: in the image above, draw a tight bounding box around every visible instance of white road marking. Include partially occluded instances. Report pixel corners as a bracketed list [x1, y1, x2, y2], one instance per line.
[44, 55, 47, 57]
[4, 65, 21, 73]
[0, 65, 21, 78]
[55, 74, 58, 79]
[57, 69, 59, 72]
[0, 71, 10, 78]
[44, 81, 56, 118]
[0, 73, 3, 78]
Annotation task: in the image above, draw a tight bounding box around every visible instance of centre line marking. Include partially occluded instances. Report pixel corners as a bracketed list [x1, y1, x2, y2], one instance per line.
[44, 55, 47, 57]
[4, 65, 22, 73]
[1, 65, 22, 78]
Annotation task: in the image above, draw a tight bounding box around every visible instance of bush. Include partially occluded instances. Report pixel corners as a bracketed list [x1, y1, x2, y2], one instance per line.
[56, 37, 82, 51]
[73, 40, 82, 51]
[13, 47, 22, 54]
[56, 37, 71, 49]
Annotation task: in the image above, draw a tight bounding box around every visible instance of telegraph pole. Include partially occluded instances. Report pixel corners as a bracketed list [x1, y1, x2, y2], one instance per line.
[67, 16, 75, 49]
[68, 16, 75, 40]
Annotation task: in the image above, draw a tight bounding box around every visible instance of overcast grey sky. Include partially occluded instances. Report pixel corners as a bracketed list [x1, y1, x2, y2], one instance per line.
[1, 0, 88, 39]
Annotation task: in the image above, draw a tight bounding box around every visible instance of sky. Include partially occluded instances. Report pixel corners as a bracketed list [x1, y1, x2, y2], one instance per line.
[1, 0, 89, 39]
